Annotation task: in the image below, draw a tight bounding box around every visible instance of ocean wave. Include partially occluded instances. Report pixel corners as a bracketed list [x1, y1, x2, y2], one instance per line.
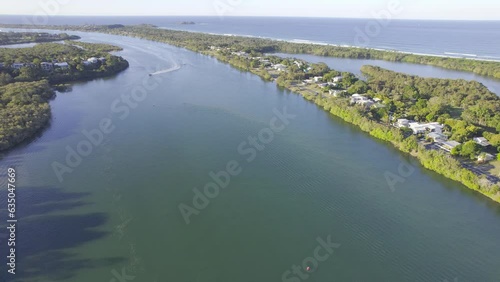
[444, 52, 478, 57]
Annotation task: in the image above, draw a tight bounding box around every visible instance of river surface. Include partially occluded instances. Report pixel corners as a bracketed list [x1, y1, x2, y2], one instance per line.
[1, 31, 500, 282]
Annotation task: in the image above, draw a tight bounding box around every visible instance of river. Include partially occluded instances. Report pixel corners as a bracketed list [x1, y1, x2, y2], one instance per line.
[0, 31, 500, 282]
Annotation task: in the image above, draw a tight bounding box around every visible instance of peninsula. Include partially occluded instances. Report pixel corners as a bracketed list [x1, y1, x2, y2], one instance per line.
[0, 32, 129, 151]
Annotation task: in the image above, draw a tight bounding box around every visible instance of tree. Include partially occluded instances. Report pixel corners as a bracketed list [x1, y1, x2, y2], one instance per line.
[460, 141, 480, 159]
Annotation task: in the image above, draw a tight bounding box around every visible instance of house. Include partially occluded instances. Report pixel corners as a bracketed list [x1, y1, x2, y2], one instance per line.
[333, 76, 343, 82]
[440, 141, 461, 152]
[273, 64, 287, 71]
[41, 62, 53, 71]
[478, 153, 495, 162]
[329, 90, 344, 97]
[408, 122, 444, 135]
[409, 122, 427, 134]
[87, 57, 99, 64]
[360, 100, 375, 107]
[294, 61, 303, 67]
[98, 57, 106, 63]
[426, 122, 444, 134]
[313, 76, 323, 82]
[373, 98, 382, 102]
[54, 62, 69, 69]
[397, 119, 410, 128]
[11, 63, 25, 69]
[350, 94, 374, 107]
[427, 132, 447, 143]
[473, 137, 490, 147]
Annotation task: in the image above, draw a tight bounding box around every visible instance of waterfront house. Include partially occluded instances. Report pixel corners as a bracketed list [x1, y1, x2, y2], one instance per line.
[333, 76, 343, 82]
[11, 63, 25, 69]
[273, 64, 287, 71]
[473, 137, 490, 147]
[87, 57, 99, 64]
[428, 132, 448, 143]
[54, 62, 69, 69]
[41, 62, 53, 71]
[409, 123, 427, 134]
[478, 153, 495, 162]
[397, 119, 410, 128]
[440, 140, 461, 152]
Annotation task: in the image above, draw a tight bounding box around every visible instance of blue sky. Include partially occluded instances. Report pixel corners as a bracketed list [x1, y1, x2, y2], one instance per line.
[2, 0, 499, 20]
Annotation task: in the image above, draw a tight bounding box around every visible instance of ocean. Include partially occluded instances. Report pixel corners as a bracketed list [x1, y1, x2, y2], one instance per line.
[1, 16, 500, 61]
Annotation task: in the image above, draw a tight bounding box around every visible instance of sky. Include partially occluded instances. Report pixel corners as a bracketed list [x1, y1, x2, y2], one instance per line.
[1, 0, 499, 20]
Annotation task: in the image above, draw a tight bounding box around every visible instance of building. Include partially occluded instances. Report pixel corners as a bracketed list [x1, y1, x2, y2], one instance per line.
[408, 122, 444, 135]
[333, 76, 343, 82]
[40, 62, 53, 71]
[313, 76, 323, 82]
[54, 62, 69, 69]
[426, 122, 444, 134]
[397, 119, 410, 128]
[350, 94, 374, 107]
[11, 63, 25, 69]
[473, 137, 490, 147]
[328, 90, 344, 97]
[87, 57, 99, 64]
[478, 153, 495, 162]
[440, 141, 461, 152]
[98, 57, 106, 63]
[427, 132, 447, 143]
[409, 122, 427, 134]
[273, 64, 287, 72]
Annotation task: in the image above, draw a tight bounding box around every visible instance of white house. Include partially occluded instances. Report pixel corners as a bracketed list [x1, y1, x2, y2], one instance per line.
[427, 132, 447, 143]
[313, 76, 323, 82]
[478, 153, 495, 162]
[473, 137, 490, 147]
[87, 57, 99, 64]
[54, 62, 69, 69]
[397, 119, 410, 128]
[273, 64, 287, 72]
[409, 123, 427, 134]
[440, 141, 461, 152]
[333, 76, 343, 83]
[329, 90, 344, 97]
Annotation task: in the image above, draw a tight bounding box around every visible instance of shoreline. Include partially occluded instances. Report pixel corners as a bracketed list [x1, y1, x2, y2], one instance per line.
[162, 27, 500, 63]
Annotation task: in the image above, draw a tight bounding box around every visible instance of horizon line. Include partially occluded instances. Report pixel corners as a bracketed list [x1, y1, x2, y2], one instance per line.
[0, 14, 499, 22]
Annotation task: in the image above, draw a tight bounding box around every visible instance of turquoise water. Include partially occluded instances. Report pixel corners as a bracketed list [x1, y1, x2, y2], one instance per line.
[0, 32, 500, 281]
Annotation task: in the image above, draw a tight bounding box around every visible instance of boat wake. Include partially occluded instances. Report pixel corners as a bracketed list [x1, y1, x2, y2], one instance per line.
[149, 64, 182, 76]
